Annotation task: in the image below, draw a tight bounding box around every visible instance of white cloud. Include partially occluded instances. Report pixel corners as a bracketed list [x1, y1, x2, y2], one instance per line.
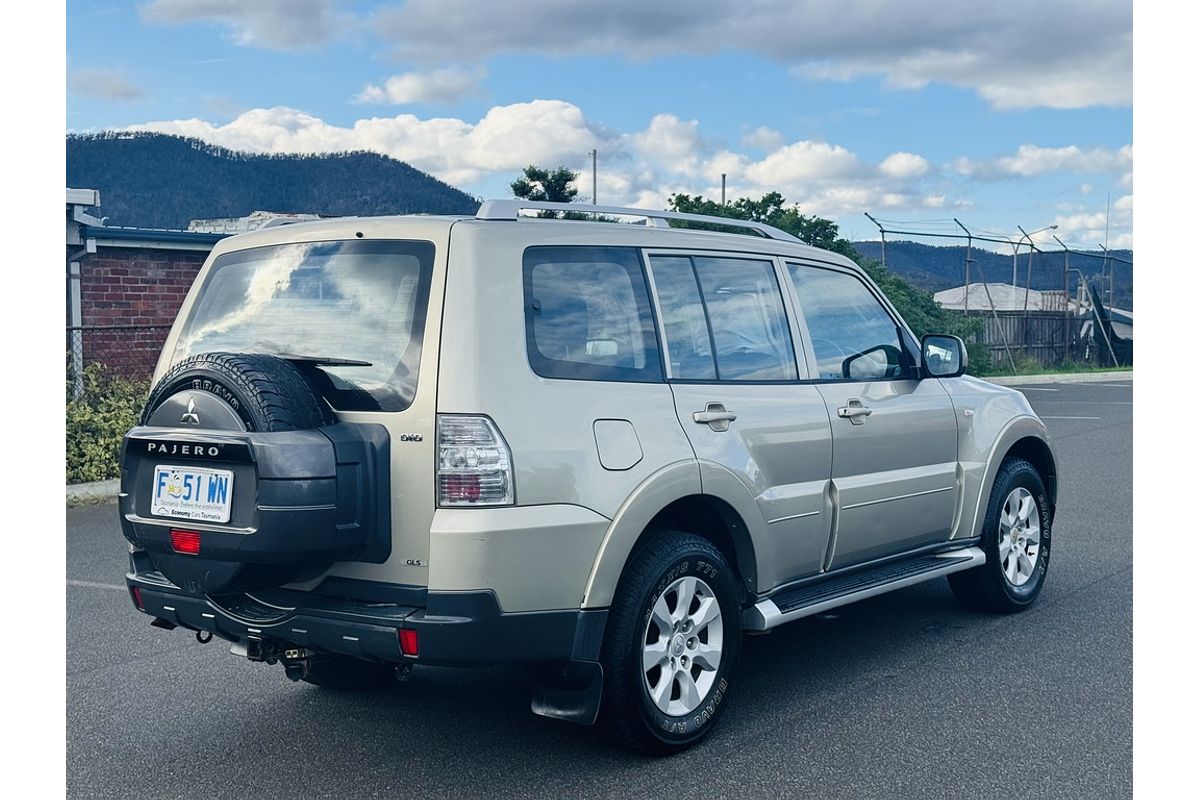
[125, 102, 961, 221]
[371, 0, 1130, 111]
[128, 101, 603, 186]
[741, 126, 784, 151]
[958, 144, 1132, 180]
[744, 140, 863, 185]
[1049, 194, 1132, 249]
[126, 100, 1131, 242]
[629, 114, 707, 176]
[68, 67, 144, 102]
[356, 66, 486, 106]
[879, 152, 930, 180]
[140, 0, 342, 51]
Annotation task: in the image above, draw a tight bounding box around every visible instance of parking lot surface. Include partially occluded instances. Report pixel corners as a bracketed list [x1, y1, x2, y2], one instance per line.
[66, 380, 1132, 799]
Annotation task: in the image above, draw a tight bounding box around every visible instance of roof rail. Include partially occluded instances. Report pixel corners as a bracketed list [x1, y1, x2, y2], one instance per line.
[475, 199, 801, 243]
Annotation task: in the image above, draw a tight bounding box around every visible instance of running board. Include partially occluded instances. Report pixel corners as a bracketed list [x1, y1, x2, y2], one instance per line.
[743, 547, 986, 632]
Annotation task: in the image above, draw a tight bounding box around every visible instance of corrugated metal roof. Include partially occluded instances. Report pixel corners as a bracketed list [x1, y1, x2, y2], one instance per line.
[934, 283, 1063, 312]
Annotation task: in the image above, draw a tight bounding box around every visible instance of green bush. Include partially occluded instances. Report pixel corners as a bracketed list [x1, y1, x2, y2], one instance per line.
[66, 365, 148, 484]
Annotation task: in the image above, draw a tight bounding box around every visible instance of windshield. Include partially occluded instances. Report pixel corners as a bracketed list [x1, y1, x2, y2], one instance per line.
[172, 239, 435, 412]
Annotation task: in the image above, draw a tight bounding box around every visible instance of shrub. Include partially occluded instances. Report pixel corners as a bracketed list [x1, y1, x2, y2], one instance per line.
[66, 364, 148, 484]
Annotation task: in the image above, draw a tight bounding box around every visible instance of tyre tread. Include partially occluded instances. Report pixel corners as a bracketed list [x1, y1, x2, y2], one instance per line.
[142, 352, 331, 431]
[948, 457, 1049, 614]
[600, 531, 735, 755]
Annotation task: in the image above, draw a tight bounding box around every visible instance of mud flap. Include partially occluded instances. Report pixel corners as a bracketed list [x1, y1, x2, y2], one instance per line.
[529, 660, 604, 726]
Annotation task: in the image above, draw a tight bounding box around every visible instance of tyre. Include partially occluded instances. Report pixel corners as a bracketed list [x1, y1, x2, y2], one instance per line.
[301, 654, 397, 690]
[142, 352, 331, 433]
[600, 531, 741, 755]
[948, 457, 1052, 613]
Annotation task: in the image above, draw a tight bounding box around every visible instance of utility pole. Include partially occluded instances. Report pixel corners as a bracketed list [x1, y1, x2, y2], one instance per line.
[1054, 235, 1072, 363]
[957, 217, 1017, 375]
[1016, 225, 1035, 350]
[591, 149, 597, 205]
[1103, 193, 1112, 306]
[721, 173, 727, 206]
[864, 212, 886, 270]
[955, 218, 972, 314]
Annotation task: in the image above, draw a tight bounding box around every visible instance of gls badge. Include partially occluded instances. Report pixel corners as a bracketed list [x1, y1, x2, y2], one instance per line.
[399, 434, 423, 442]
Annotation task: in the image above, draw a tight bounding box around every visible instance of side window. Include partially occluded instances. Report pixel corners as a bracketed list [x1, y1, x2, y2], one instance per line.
[786, 263, 915, 381]
[648, 255, 798, 382]
[523, 246, 662, 383]
[647, 256, 716, 380]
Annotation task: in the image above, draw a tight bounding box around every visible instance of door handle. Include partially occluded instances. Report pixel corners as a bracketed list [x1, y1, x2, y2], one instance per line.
[693, 402, 737, 431]
[837, 399, 872, 425]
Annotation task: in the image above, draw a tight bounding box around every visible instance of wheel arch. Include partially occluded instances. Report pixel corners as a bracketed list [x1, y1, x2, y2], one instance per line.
[1003, 435, 1058, 514]
[581, 461, 760, 609]
[965, 416, 1058, 539]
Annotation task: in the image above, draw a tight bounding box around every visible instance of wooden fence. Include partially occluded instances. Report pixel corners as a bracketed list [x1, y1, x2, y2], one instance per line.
[963, 311, 1094, 368]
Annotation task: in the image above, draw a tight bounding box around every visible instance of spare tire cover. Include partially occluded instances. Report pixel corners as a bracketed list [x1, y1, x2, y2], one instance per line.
[137, 352, 334, 594]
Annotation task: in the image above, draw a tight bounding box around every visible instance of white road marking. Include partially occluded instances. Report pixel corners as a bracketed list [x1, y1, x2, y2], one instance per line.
[67, 579, 126, 592]
[1041, 415, 1101, 420]
[1014, 387, 1060, 392]
[1096, 383, 1133, 388]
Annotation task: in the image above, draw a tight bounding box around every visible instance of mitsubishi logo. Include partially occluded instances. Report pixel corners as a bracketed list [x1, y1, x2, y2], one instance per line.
[180, 397, 200, 426]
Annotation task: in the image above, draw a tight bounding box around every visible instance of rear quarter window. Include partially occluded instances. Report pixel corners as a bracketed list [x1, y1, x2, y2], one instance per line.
[522, 246, 663, 383]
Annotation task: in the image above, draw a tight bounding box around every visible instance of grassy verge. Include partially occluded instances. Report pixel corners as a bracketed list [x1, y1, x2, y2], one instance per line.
[970, 354, 1132, 378]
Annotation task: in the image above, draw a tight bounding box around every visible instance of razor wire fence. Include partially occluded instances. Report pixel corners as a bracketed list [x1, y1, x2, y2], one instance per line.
[857, 216, 1132, 372]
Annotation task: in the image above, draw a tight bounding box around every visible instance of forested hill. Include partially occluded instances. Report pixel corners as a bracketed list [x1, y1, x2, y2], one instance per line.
[852, 240, 1133, 309]
[66, 132, 481, 229]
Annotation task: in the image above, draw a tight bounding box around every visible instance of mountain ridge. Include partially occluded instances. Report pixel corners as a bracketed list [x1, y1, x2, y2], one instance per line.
[67, 132, 481, 229]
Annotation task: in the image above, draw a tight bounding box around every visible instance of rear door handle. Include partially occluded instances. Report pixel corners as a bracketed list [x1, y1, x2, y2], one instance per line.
[693, 402, 737, 431]
[837, 399, 872, 425]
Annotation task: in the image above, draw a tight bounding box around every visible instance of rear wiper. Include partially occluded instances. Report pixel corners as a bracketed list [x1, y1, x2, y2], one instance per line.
[277, 353, 373, 368]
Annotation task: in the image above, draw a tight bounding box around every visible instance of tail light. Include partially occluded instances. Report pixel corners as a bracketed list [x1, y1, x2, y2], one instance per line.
[398, 628, 419, 656]
[437, 415, 514, 507]
[130, 586, 144, 611]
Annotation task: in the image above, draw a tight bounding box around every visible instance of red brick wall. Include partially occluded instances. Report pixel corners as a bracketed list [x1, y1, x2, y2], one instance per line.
[74, 247, 210, 381]
[80, 247, 207, 327]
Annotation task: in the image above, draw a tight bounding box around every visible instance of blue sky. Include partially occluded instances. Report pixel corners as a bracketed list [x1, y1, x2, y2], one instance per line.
[66, 1, 1132, 249]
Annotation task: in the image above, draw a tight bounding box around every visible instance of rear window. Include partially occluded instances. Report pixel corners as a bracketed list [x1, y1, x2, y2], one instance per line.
[523, 246, 662, 383]
[172, 239, 435, 412]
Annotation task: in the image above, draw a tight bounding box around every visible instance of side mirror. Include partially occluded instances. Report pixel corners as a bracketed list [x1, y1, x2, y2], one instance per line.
[922, 334, 967, 378]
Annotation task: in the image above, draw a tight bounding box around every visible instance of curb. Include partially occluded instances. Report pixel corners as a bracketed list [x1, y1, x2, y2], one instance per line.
[983, 370, 1132, 386]
[67, 478, 120, 506]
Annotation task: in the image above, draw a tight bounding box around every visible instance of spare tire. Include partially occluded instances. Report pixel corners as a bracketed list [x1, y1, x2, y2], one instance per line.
[143, 352, 332, 433]
[125, 352, 354, 595]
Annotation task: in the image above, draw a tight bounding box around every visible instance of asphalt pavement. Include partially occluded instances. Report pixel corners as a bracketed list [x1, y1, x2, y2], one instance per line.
[66, 379, 1132, 799]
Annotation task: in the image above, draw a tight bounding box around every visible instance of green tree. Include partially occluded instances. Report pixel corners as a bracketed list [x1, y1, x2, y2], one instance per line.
[667, 191, 988, 371]
[668, 191, 860, 260]
[511, 165, 582, 218]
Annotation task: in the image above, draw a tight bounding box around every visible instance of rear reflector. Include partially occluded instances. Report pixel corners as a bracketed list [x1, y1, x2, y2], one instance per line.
[130, 586, 144, 611]
[169, 529, 201, 555]
[398, 628, 419, 656]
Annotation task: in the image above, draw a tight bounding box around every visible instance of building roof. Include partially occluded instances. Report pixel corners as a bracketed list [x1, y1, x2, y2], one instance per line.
[934, 282, 1067, 312]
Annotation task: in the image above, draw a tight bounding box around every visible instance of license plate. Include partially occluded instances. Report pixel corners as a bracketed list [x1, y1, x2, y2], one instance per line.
[151, 465, 235, 524]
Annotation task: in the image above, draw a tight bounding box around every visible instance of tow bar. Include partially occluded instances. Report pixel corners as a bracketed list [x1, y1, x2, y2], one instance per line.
[229, 636, 316, 681]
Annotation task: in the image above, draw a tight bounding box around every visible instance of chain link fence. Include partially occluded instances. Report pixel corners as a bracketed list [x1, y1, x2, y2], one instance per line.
[66, 324, 171, 396]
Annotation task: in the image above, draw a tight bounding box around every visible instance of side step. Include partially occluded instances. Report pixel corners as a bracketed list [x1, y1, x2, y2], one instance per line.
[744, 547, 986, 632]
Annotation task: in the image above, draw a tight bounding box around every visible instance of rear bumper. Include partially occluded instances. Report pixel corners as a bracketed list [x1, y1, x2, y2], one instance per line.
[126, 566, 607, 667]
